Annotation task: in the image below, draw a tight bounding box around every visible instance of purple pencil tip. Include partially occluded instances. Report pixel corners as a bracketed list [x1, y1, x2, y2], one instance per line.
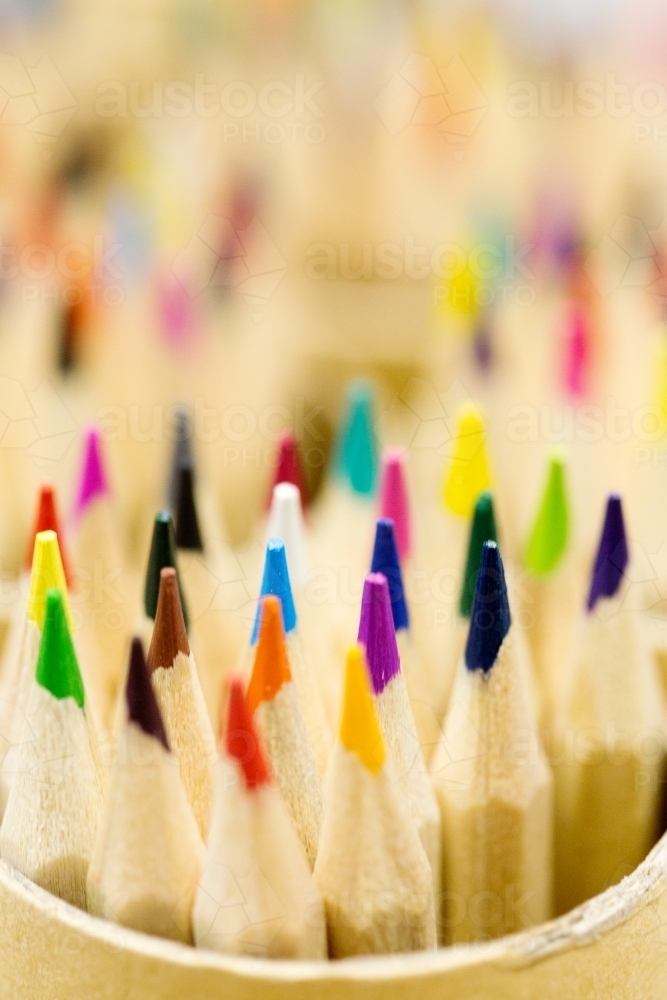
[74, 426, 109, 518]
[357, 572, 400, 695]
[587, 494, 628, 611]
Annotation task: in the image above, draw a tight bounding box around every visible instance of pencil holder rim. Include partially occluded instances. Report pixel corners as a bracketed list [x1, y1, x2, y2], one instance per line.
[1, 829, 666, 981]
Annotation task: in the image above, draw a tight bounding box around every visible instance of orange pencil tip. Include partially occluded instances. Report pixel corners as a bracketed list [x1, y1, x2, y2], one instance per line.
[246, 595, 292, 712]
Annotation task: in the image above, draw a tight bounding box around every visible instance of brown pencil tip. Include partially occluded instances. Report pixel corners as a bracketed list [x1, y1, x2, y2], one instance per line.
[147, 567, 190, 673]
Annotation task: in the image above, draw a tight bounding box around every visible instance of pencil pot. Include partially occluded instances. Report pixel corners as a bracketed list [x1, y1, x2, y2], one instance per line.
[2, 835, 667, 1000]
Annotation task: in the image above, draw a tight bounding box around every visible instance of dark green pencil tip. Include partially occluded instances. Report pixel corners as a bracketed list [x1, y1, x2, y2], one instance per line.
[35, 588, 85, 708]
[144, 511, 189, 627]
[459, 490, 498, 618]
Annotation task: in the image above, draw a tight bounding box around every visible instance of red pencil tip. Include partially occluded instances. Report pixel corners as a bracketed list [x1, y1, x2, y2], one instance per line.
[225, 676, 272, 790]
[25, 484, 72, 587]
[266, 433, 308, 510]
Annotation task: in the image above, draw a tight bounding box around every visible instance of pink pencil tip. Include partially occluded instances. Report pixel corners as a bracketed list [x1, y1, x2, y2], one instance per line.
[74, 426, 109, 517]
[563, 303, 590, 399]
[379, 448, 411, 561]
[158, 272, 197, 353]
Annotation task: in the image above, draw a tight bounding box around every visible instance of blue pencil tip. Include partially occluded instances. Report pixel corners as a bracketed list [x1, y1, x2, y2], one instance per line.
[464, 541, 511, 673]
[587, 494, 628, 611]
[251, 538, 297, 643]
[370, 518, 409, 631]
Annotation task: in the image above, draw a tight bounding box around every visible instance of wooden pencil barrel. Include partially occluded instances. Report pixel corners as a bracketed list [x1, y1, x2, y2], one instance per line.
[2, 834, 667, 1000]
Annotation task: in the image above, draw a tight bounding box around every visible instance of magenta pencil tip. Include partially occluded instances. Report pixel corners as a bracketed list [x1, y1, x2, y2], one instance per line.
[379, 449, 411, 561]
[74, 426, 110, 518]
[357, 572, 400, 695]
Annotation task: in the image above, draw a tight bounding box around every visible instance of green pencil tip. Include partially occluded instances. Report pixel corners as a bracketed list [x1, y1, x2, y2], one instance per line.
[459, 490, 498, 618]
[336, 380, 378, 497]
[525, 452, 569, 575]
[144, 512, 189, 627]
[35, 589, 85, 708]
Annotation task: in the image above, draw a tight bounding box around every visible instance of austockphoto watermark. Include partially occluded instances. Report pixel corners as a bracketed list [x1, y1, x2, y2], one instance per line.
[304, 236, 535, 303]
[506, 400, 667, 444]
[94, 75, 326, 143]
[507, 75, 667, 120]
[94, 398, 326, 451]
[0, 237, 125, 306]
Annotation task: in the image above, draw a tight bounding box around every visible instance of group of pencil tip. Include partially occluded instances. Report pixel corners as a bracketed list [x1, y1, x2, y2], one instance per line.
[0, 379, 665, 961]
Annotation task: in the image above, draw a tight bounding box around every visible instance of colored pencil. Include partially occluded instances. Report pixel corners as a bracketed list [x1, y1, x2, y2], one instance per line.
[0, 529, 71, 814]
[173, 455, 250, 706]
[522, 450, 580, 733]
[435, 489, 499, 718]
[370, 518, 440, 761]
[357, 572, 442, 901]
[251, 538, 330, 772]
[0, 485, 71, 691]
[140, 510, 189, 643]
[314, 645, 436, 957]
[246, 595, 323, 868]
[0, 589, 103, 908]
[431, 541, 553, 942]
[147, 567, 216, 839]
[70, 427, 130, 727]
[553, 495, 666, 913]
[266, 432, 309, 511]
[192, 676, 326, 958]
[87, 638, 204, 942]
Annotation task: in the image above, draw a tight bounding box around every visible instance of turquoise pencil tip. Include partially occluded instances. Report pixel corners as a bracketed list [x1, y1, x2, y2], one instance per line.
[335, 380, 378, 497]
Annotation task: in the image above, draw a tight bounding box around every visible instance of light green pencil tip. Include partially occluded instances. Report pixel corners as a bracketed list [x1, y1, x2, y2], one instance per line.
[525, 452, 569, 575]
[335, 380, 378, 497]
[35, 589, 85, 708]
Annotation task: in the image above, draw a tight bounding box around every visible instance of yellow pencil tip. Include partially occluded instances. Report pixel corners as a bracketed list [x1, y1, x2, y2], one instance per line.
[339, 646, 386, 775]
[442, 402, 493, 518]
[27, 530, 72, 630]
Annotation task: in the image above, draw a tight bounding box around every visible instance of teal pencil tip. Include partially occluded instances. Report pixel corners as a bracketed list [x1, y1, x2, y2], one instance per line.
[335, 380, 378, 497]
[35, 589, 85, 708]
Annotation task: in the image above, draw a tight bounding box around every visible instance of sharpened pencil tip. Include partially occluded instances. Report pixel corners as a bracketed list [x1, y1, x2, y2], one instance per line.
[167, 406, 194, 512]
[339, 646, 386, 775]
[25, 484, 72, 586]
[74, 426, 109, 518]
[336, 379, 378, 497]
[126, 637, 170, 751]
[174, 466, 203, 551]
[587, 494, 628, 611]
[442, 402, 492, 518]
[144, 512, 189, 627]
[246, 595, 292, 712]
[378, 448, 411, 561]
[459, 491, 498, 618]
[251, 538, 296, 643]
[267, 482, 309, 589]
[465, 541, 511, 673]
[226, 676, 272, 790]
[267, 432, 309, 508]
[357, 572, 401, 695]
[525, 451, 569, 576]
[147, 567, 190, 673]
[370, 519, 409, 631]
[27, 530, 73, 631]
[35, 589, 84, 708]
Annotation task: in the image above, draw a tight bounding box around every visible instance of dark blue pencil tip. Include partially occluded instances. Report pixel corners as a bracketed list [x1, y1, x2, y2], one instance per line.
[370, 519, 409, 631]
[251, 538, 297, 643]
[587, 494, 628, 611]
[465, 541, 511, 673]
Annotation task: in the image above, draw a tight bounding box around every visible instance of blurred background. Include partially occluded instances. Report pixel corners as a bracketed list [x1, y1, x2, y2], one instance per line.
[0, 0, 667, 605]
